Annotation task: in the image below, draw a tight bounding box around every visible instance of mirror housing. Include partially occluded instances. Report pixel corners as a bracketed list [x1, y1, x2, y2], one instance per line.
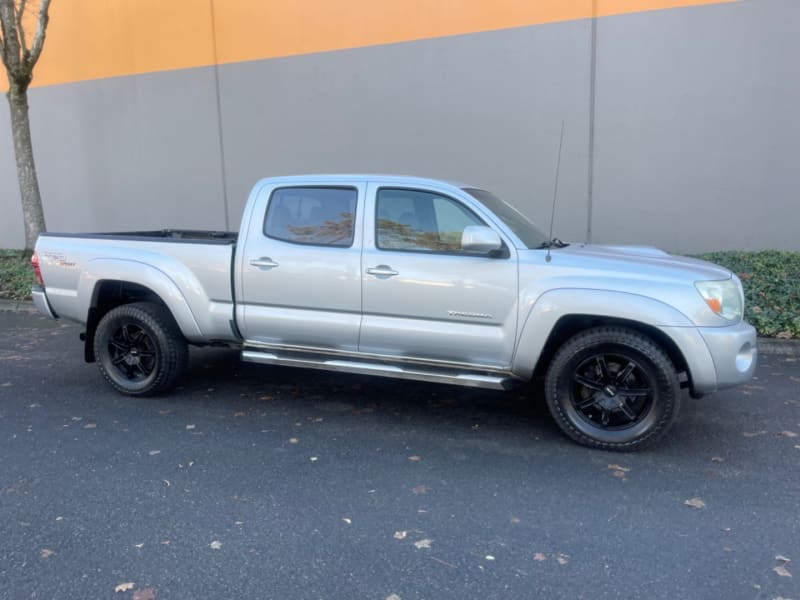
[461, 226, 503, 255]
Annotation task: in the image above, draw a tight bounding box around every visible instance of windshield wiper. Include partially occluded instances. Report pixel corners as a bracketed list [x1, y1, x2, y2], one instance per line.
[535, 238, 570, 249]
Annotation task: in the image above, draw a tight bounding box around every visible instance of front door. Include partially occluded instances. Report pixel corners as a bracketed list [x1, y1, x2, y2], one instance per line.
[359, 184, 519, 367]
[236, 183, 364, 350]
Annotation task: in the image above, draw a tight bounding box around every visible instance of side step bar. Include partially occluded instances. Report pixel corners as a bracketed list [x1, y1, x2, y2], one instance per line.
[241, 350, 518, 390]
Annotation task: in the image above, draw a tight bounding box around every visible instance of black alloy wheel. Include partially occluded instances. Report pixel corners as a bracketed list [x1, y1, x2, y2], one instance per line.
[570, 352, 654, 429]
[94, 302, 188, 396]
[545, 327, 681, 451]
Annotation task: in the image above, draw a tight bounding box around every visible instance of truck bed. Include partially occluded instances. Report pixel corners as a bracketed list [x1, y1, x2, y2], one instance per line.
[41, 229, 238, 243]
[35, 231, 238, 342]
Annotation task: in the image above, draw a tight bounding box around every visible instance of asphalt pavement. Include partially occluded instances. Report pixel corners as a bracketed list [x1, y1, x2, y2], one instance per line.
[1, 312, 798, 600]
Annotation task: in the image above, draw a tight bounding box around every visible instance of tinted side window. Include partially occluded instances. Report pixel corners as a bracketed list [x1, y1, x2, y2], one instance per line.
[264, 187, 357, 247]
[376, 188, 485, 252]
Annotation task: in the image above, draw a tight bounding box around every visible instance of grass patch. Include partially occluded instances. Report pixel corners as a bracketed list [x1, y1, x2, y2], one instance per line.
[0, 249, 35, 301]
[695, 251, 800, 339]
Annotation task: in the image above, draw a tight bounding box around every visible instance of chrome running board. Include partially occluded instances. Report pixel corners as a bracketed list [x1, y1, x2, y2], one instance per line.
[241, 349, 519, 390]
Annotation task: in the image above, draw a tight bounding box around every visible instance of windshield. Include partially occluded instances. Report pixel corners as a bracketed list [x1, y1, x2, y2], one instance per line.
[463, 188, 549, 249]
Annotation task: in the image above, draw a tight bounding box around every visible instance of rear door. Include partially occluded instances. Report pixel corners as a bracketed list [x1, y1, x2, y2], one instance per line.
[359, 183, 519, 367]
[236, 182, 364, 350]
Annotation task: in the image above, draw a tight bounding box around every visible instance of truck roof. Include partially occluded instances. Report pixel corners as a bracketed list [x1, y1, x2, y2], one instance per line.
[253, 174, 477, 191]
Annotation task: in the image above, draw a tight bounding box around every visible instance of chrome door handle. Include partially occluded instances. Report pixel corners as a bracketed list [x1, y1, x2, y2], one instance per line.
[366, 265, 399, 277]
[250, 257, 279, 269]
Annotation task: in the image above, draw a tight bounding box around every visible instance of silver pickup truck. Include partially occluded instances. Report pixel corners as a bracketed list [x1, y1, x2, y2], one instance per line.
[31, 174, 757, 450]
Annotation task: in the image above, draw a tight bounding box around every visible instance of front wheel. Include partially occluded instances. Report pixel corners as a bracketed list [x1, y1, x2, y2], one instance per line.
[93, 302, 188, 396]
[545, 327, 681, 451]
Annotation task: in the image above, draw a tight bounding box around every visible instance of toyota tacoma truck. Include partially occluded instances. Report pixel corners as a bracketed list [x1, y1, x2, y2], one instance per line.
[31, 175, 757, 450]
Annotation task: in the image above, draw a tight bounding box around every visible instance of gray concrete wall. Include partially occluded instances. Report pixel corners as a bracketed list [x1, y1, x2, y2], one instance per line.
[1, 0, 797, 253]
[592, 0, 799, 251]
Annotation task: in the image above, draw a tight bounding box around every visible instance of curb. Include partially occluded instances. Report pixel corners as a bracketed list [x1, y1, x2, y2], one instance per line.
[0, 299, 39, 314]
[1, 299, 799, 357]
[755, 338, 800, 357]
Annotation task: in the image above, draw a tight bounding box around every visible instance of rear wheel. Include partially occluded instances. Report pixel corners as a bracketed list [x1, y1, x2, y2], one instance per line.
[545, 327, 681, 451]
[94, 302, 188, 396]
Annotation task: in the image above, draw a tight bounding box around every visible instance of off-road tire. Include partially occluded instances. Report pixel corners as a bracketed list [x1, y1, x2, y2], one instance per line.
[544, 326, 681, 451]
[93, 301, 188, 396]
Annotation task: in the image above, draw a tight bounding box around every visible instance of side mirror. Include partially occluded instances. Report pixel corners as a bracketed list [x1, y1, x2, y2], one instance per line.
[461, 226, 503, 255]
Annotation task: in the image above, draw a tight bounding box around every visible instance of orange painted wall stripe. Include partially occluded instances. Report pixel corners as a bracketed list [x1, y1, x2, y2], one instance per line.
[22, 0, 735, 90]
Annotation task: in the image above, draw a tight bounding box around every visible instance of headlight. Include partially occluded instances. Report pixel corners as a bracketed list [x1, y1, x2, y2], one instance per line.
[695, 278, 743, 321]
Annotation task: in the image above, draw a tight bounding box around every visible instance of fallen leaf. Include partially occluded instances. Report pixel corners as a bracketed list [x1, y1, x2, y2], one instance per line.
[408, 456, 422, 462]
[386, 595, 401, 600]
[342, 518, 352, 525]
[134, 543, 144, 549]
[485, 555, 496, 561]
[775, 554, 790, 562]
[310, 456, 318, 462]
[776, 331, 793, 340]
[83, 423, 97, 429]
[288, 438, 299, 444]
[612, 471, 627, 479]
[743, 430, 767, 437]
[607, 464, 630, 472]
[132, 588, 156, 600]
[773, 565, 792, 577]
[234, 412, 246, 417]
[510, 516, 521, 524]
[160, 540, 170, 545]
[557, 554, 570, 565]
[55, 516, 63, 521]
[148, 450, 161, 456]
[723, 546, 733, 552]
[533, 553, 547, 561]
[40, 548, 53, 558]
[115, 583, 135, 593]
[157, 410, 171, 415]
[185, 424, 195, 430]
[685, 498, 706, 509]
[393, 531, 408, 540]
[711, 457, 724, 463]
[259, 395, 273, 401]
[411, 485, 428, 495]
[777, 431, 798, 438]
[163, 480, 171, 487]
[209, 540, 222, 550]
[71, 417, 82, 421]
[414, 539, 433, 549]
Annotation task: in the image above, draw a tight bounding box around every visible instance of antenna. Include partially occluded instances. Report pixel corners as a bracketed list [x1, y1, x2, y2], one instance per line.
[546, 121, 565, 263]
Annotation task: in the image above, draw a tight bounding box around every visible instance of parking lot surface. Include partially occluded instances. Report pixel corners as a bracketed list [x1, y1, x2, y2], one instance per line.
[1, 312, 798, 599]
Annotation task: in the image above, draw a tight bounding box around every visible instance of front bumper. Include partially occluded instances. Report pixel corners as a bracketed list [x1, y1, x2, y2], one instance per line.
[660, 320, 757, 395]
[31, 285, 57, 320]
[697, 321, 758, 391]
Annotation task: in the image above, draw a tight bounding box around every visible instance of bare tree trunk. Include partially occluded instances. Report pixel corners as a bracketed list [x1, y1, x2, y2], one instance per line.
[6, 83, 45, 251]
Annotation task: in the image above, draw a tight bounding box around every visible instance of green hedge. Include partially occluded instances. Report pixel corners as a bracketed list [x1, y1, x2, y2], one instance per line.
[695, 251, 800, 339]
[0, 250, 35, 302]
[1, 248, 798, 338]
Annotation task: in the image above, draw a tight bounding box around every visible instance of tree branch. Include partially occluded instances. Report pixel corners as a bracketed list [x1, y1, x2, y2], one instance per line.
[16, 0, 28, 55]
[0, 0, 21, 73]
[26, 0, 48, 67]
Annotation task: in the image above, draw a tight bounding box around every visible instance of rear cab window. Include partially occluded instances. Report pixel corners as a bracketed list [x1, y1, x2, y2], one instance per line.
[264, 187, 357, 247]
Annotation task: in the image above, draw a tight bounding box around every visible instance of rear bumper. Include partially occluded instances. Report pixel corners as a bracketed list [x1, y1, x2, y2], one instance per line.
[31, 285, 57, 319]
